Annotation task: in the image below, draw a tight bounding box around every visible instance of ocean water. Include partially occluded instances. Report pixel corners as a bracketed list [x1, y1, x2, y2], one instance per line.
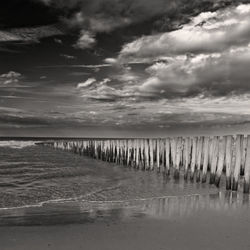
[0, 140, 249, 226]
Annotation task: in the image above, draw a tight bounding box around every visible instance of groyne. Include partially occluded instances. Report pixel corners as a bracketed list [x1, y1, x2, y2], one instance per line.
[39, 135, 250, 193]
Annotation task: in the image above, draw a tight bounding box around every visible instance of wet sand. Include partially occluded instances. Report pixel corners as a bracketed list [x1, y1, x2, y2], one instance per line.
[1, 192, 250, 250]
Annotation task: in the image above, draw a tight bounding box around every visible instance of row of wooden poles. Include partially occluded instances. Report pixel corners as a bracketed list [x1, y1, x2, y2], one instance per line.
[41, 134, 250, 193]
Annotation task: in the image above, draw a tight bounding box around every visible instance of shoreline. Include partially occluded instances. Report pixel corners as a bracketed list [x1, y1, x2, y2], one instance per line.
[1, 192, 250, 250]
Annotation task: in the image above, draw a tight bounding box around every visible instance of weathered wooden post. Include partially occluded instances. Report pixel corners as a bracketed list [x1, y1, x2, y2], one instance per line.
[174, 137, 182, 179]
[144, 139, 150, 170]
[196, 136, 203, 182]
[149, 139, 154, 170]
[156, 139, 160, 172]
[210, 136, 219, 184]
[184, 137, 191, 180]
[123, 140, 127, 165]
[225, 135, 232, 189]
[243, 135, 250, 193]
[241, 136, 247, 175]
[232, 135, 242, 191]
[116, 140, 119, 163]
[165, 138, 170, 175]
[215, 136, 226, 187]
[202, 136, 209, 183]
[208, 137, 213, 170]
[127, 139, 131, 166]
[190, 137, 197, 181]
[112, 140, 115, 162]
[170, 138, 177, 176]
[140, 139, 145, 170]
[135, 139, 139, 168]
[131, 140, 135, 167]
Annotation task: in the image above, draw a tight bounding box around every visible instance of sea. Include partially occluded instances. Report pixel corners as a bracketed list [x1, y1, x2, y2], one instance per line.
[0, 139, 249, 226]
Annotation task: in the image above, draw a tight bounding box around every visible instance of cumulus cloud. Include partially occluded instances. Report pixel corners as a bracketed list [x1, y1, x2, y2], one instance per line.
[0, 71, 22, 85]
[74, 31, 96, 49]
[99, 78, 111, 85]
[77, 78, 96, 88]
[78, 77, 137, 102]
[113, 3, 250, 99]
[119, 3, 250, 61]
[104, 58, 118, 64]
[138, 47, 250, 98]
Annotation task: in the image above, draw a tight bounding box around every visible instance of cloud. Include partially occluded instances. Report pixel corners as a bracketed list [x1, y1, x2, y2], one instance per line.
[110, 3, 250, 100]
[136, 47, 250, 98]
[0, 24, 64, 43]
[76, 78, 96, 88]
[104, 58, 118, 64]
[60, 54, 76, 59]
[119, 3, 250, 62]
[54, 38, 62, 44]
[0, 71, 22, 85]
[77, 76, 136, 102]
[38, 64, 112, 69]
[43, 0, 232, 49]
[73, 31, 96, 49]
[99, 78, 111, 85]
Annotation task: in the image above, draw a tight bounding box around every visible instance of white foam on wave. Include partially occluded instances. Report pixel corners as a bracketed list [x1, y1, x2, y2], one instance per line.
[0, 140, 38, 149]
[0, 192, 218, 211]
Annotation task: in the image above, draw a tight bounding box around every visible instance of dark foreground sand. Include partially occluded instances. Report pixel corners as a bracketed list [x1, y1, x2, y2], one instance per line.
[1, 192, 250, 250]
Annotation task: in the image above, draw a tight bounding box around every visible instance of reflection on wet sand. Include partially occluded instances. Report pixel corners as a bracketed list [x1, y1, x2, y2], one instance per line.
[0, 191, 249, 226]
[136, 191, 250, 219]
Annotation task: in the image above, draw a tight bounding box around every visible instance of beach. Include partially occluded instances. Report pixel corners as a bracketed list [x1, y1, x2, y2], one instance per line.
[1, 192, 250, 250]
[1, 142, 250, 250]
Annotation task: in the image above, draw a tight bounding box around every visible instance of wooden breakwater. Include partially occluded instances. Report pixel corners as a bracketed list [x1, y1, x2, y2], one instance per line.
[39, 134, 250, 193]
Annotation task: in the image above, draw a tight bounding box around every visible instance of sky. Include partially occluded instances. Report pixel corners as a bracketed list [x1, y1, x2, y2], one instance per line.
[1, 0, 250, 137]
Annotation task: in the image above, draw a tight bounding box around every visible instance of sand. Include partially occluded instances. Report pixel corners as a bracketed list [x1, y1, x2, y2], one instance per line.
[1, 192, 250, 250]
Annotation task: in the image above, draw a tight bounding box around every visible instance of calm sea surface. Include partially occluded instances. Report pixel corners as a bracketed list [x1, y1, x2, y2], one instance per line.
[0, 140, 249, 226]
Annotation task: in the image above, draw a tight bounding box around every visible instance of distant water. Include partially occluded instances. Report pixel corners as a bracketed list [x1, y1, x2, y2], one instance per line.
[0, 140, 249, 226]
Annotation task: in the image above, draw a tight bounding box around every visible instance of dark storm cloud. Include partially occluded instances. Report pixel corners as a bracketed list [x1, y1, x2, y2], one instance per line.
[34, 0, 247, 49]
[0, 24, 64, 43]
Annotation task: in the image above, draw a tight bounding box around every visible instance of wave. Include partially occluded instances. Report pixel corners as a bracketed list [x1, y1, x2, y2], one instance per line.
[0, 192, 219, 211]
[0, 141, 38, 149]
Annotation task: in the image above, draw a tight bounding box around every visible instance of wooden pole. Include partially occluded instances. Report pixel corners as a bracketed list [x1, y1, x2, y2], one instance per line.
[196, 136, 203, 182]
[170, 138, 177, 176]
[190, 137, 197, 181]
[241, 136, 247, 176]
[243, 135, 250, 193]
[149, 139, 154, 170]
[156, 139, 160, 172]
[209, 136, 219, 184]
[145, 139, 150, 170]
[225, 135, 232, 190]
[208, 137, 213, 170]
[174, 137, 181, 179]
[135, 139, 139, 168]
[131, 140, 136, 167]
[184, 137, 191, 180]
[202, 136, 209, 183]
[165, 138, 170, 175]
[232, 135, 242, 191]
[140, 139, 145, 170]
[215, 136, 226, 187]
